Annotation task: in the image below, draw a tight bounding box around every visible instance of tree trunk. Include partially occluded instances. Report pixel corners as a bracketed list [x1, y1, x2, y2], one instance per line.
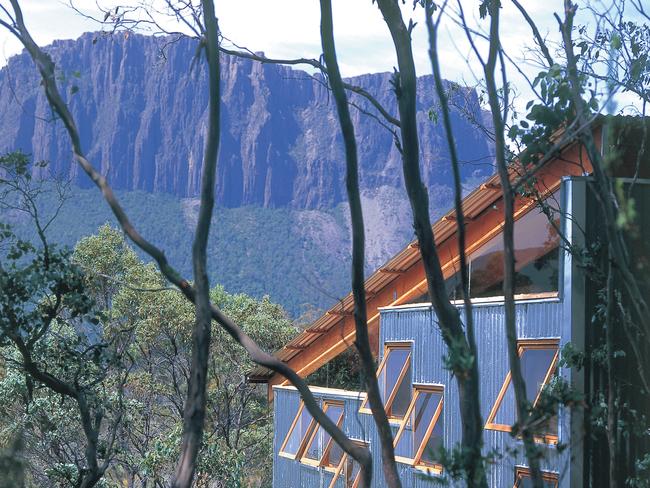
[319, 1, 400, 485]
[482, 3, 544, 486]
[424, 3, 486, 486]
[375, 2, 487, 487]
[172, 1, 221, 486]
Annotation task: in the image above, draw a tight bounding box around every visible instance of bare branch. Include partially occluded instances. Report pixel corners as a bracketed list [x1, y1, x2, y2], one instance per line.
[425, 2, 486, 485]
[481, 2, 545, 486]
[511, 0, 555, 68]
[319, 0, 393, 485]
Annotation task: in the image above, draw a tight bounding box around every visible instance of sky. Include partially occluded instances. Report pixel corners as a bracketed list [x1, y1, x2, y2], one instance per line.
[0, 1, 643, 115]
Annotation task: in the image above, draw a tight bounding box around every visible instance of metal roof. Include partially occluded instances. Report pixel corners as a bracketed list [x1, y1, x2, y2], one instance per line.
[248, 169, 512, 381]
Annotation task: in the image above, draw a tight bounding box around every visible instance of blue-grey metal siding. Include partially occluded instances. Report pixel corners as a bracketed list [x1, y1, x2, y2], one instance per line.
[378, 300, 567, 487]
[274, 299, 570, 488]
[273, 388, 380, 488]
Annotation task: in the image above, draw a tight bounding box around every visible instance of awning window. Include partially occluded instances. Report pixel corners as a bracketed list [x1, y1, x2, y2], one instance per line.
[393, 384, 444, 474]
[485, 339, 560, 444]
[359, 343, 412, 421]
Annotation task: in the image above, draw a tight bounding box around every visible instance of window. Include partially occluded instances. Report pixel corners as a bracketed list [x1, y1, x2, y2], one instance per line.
[485, 339, 560, 444]
[280, 400, 349, 469]
[359, 343, 412, 420]
[279, 401, 317, 459]
[302, 401, 345, 468]
[513, 467, 559, 487]
[327, 439, 367, 488]
[409, 192, 561, 303]
[393, 385, 444, 473]
[468, 199, 560, 299]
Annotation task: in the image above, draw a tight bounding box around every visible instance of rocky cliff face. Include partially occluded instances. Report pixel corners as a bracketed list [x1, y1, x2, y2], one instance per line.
[0, 32, 492, 209]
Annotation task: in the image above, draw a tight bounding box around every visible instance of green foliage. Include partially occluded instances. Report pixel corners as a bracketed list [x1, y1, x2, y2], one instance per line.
[0, 154, 128, 487]
[442, 333, 475, 379]
[306, 346, 364, 391]
[75, 225, 298, 487]
[630, 453, 650, 488]
[508, 62, 590, 166]
[432, 444, 500, 486]
[584, 21, 650, 101]
[559, 342, 585, 371]
[0, 157, 299, 487]
[0, 432, 26, 488]
[5, 182, 351, 318]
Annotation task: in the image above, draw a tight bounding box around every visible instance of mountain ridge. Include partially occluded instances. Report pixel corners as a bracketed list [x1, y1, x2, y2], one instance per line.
[0, 32, 493, 209]
[0, 32, 494, 316]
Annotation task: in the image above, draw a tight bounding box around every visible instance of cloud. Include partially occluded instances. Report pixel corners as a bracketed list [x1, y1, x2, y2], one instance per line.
[0, 0, 643, 115]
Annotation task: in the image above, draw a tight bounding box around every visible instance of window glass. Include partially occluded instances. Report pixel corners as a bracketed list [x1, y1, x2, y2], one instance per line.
[488, 342, 559, 442]
[343, 456, 361, 487]
[408, 193, 560, 303]
[445, 271, 463, 301]
[384, 348, 409, 397]
[517, 479, 558, 488]
[328, 440, 367, 488]
[394, 387, 443, 467]
[419, 397, 444, 466]
[304, 403, 344, 461]
[514, 469, 559, 487]
[389, 361, 412, 418]
[282, 403, 314, 457]
[470, 202, 560, 298]
[362, 345, 411, 419]
[325, 441, 344, 469]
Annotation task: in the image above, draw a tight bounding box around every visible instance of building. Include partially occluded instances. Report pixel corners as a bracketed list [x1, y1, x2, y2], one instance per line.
[249, 117, 650, 487]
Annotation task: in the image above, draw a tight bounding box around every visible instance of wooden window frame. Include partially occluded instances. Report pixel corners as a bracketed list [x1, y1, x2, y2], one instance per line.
[327, 439, 368, 488]
[392, 384, 444, 475]
[358, 342, 412, 421]
[406, 186, 563, 307]
[513, 466, 559, 487]
[485, 339, 560, 445]
[301, 400, 345, 469]
[278, 401, 318, 460]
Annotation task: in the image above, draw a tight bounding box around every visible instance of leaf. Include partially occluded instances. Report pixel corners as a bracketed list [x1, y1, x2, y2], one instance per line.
[479, 1, 488, 19]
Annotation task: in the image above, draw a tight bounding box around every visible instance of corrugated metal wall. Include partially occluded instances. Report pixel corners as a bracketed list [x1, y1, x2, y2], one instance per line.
[273, 300, 570, 487]
[273, 388, 379, 488]
[379, 300, 568, 487]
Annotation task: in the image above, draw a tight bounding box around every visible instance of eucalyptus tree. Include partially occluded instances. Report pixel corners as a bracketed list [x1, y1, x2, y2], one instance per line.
[445, 1, 650, 486]
[0, 152, 129, 488]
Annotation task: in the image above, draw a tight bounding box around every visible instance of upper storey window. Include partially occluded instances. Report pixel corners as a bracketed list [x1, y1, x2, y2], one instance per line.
[302, 401, 345, 468]
[465, 195, 560, 299]
[279, 401, 316, 459]
[326, 439, 367, 488]
[393, 384, 445, 473]
[412, 192, 561, 303]
[280, 399, 348, 471]
[359, 342, 412, 420]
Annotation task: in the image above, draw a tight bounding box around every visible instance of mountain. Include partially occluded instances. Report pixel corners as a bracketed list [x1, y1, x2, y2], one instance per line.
[0, 32, 493, 316]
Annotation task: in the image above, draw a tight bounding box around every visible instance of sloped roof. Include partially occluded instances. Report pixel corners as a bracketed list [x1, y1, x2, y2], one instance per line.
[248, 169, 532, 381]
[249, 117, 629, 386]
